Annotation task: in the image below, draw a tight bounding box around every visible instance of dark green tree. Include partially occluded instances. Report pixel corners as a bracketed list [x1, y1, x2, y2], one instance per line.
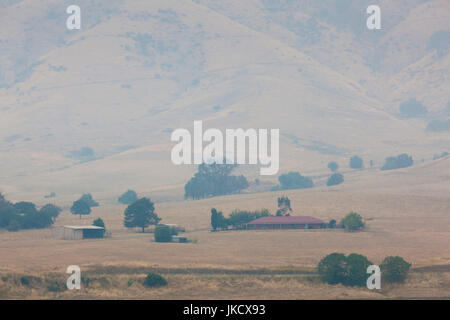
[70, 199, 91, 219]
[349, 155, 363, 169]
[327, 161, 339, 172]
[380, 256, 411, 283]
[329, 219, 337, 228]
[124, 198, 160, 232]
[143, 273, 167, 287]
[154, 225, 172, 242]
[344, 253, 373, 286]
[276, 196, 292, 216]
[211, 208, 219, 231]
[118, 190, 138, 205]
[317, 253, 348, 285]
[40, 204, 62, 222]
[341, 212, 365, 231]
[381, 154, 413, 171]
[92, 218, 105, 229]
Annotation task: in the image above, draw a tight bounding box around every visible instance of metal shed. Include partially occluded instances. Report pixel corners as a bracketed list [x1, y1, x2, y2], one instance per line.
[51, 225, 105, 240]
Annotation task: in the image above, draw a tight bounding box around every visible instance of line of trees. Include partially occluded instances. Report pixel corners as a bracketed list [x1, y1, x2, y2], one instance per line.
[0, 193, 61, 232]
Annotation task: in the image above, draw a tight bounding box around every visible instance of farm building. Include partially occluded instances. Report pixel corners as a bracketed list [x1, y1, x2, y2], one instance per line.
[246, 216, 327, 230]
[51, 226, 105, 240]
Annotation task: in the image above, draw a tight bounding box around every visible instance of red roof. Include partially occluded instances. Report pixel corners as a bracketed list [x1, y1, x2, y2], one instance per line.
[247, 216, 325, 225]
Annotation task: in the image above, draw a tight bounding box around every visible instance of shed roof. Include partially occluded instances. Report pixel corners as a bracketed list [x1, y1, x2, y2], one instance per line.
[63, 225, 105, 230]
[247, 216, 325, 225]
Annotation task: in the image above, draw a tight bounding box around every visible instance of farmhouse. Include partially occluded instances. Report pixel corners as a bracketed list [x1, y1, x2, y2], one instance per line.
[51, 225, 105, 240]
[246, 216, 327, 230]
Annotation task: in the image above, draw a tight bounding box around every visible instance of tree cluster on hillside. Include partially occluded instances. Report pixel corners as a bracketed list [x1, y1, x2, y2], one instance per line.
[0, 193, 61, 232]
[276, 171, 314, 190]
[185, 163, 249, 200]
[211, 207, 271, 231]
[381, 154, 413, 171]
[124, 197, 161, 232]
[118, 190, 138, 205]
[327, 173, 344, 186]
[399, 98, 428, 118]
[349, 155, 363, 169]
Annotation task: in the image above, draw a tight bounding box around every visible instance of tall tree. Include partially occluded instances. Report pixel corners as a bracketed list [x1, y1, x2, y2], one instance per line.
[70, 199, 91, 219]
[124, 198, 160, 233]
[40, 204, 62, 222]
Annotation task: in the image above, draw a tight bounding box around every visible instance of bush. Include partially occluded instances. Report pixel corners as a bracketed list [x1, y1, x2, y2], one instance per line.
[118, 190, 138, 205]
[381, 154, 413, 171]
[154, 225, 173, 242]
[278, 171, 314, 190]
[327, 161, 338, 172]
[344, 253, 373, 286]
[328, 219, 336, 228]
[327, 173, 344, 186]
[341, 212, 365, 231]
[47, 280, 66, 292]
[399, 98, 427, 118]
[92, 218, 105, 229]
[20, 276, 30, 286]
[143, 273, 167, 288]
[380, 256, 411, 283]
[349, 155, 363, 169]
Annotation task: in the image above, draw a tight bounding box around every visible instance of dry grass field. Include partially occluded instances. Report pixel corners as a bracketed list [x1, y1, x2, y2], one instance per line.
[1, 158, 449, 299]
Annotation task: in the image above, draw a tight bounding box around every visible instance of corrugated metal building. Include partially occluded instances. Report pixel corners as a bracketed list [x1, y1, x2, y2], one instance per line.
[246, 216, 327, 230]
[51, 226, 105, 240]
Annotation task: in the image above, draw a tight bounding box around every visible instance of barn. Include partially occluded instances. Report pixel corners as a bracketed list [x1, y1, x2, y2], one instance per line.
[246, 216, 327, 230]
[51, 226, 105, 240]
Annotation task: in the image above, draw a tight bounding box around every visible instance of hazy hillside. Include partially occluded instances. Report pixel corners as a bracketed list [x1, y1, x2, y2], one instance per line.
[0, 0, 449, 202]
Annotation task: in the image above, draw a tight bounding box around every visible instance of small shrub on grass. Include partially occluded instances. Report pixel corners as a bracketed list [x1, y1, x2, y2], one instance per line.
[47, 280, 66, 292]
[143, 273, 167, 288]
[20, 276, 30, 286]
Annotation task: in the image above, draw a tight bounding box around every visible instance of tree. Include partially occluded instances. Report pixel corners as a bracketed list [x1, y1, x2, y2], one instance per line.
[381, 154, 413, 171]
[92, 218, 105, 229]
[317, 253, 348, 285]
[78, 193, 99, 207]
[276, 196, 292, 216]
[349, 155, 363, 169]
[278, 171, 314, 190]
[399, 98, 427, 118]
[327, 161, 339, 172]
[327, 173, 344, 186]
[14, 201, 53, 229]
[71, 199, 91, 219]
[154, 225, 173, 242]
[329, 219, 336, 228]
[143, 273, 167, 287]
[227, 209, 270, 229]
[380, 256, 411, 283]
[40, 204, 62, 222]
[341, 212, 365, 231]
[118, 190, 138, 205]
[124, 198, 160, 232]
[211, 208, 219, 231]
[344, 253, 373, 286]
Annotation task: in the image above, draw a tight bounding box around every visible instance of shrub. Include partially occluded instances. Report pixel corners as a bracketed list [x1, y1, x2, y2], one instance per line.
[341, 212, 365, 231]
[327, 173, 344, 186]
[154, 225, 173, 242]
[92, 218, 105, 229]
[344, 253, 373, 286]
[47, 280, 66, 292]
[380, 256, 411, 283]
[143, 273, 167, 288]
[399, 98, 427, 118]
[20, 276, 30, 286]
[349, 155, 363, 169]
